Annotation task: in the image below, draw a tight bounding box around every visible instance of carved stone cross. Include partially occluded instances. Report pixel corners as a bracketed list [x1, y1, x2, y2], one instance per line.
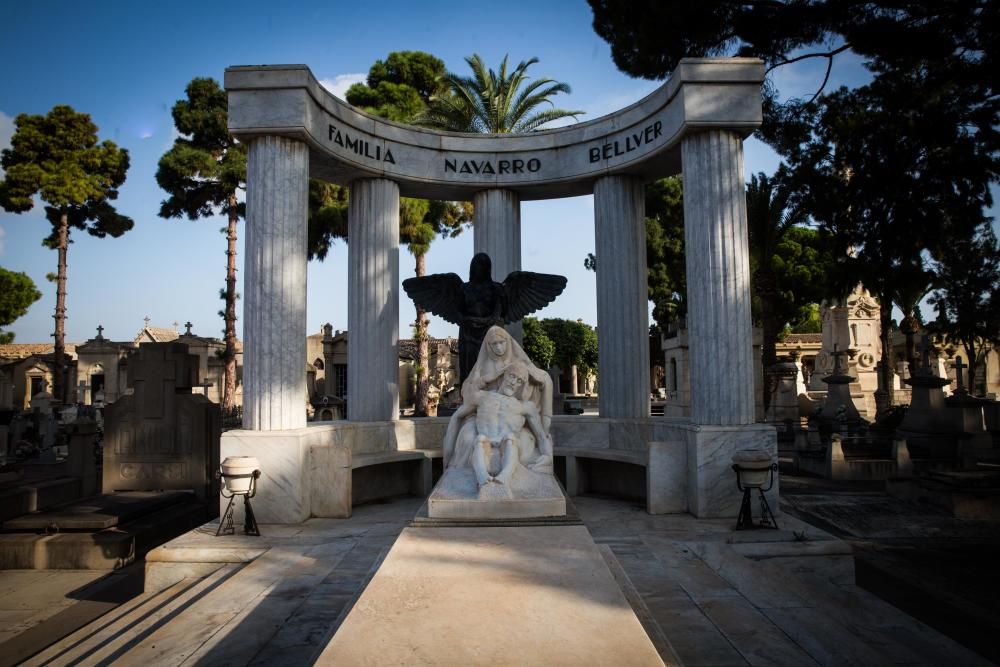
[77, 379, 90, 403]
[953, 356, 968, 395]
[919, 335, 933, 374]
[184, 321, 193, 335]
[96, 324, 104, 339]
[831, 344, 847, 374]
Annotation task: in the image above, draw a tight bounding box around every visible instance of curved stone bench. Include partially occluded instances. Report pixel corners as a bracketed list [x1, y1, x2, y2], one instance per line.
[345, 449, 440, 514]
[555, 444, 683, 514]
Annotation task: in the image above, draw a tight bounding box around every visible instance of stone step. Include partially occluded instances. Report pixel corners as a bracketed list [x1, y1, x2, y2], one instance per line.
[0, 563, 145, 667]
[3, 490, 197, 531]
[688, 539, 992, 666]
[22, 564, 238, 666]
[0, 477, 82, 523]
[0, 499, 209, 570]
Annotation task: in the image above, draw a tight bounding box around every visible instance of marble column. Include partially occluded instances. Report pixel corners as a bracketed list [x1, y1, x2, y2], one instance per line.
[682, 130, 755, 426]
[594, 175, 650, 418]
[348, 178, 400, 421]
[243, 136, 309, 431]
[473, 189, 522, 342]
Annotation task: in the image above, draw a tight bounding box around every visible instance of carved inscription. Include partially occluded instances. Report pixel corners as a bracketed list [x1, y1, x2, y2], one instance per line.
[444, 158, 541, 175]
[588, 121, 663, 163]
[328, 124, 396, 164]
[119, 462, 188, 481]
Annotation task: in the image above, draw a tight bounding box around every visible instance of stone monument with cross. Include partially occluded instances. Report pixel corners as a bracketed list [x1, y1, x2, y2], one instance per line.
[896, 337, 955, 457]
[816, 344, 863, 431]
[103, 342, 220, 502]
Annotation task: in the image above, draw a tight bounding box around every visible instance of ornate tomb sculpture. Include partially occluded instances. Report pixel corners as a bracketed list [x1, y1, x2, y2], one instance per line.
[428, 326, 565, 519]
[403, 252, 566, 385]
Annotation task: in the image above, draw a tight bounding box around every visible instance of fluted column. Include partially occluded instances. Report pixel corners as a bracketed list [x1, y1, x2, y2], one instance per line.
[243, 136, 309, 431]
[348, 178, 400, 421]
[594, 175, 650, 418]
[682, 130, 754, 425]
[474, 189, 522, 342]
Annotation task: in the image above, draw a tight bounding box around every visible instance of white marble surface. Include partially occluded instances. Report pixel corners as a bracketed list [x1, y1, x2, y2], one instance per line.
[226, 59, 764, 201]
[594, 175, 651, 418]
[428, 467, 566, 519]
[474, 189, 522, 343]
[682, 130, 755, 426]
[221, 427, 317, 523]
[317, 525, 663, 666]
[347, 178, 400, 422]
[680, 423, 777, 518]
[647, 439, 688, 514]
[243, 136, 309, 431]
[221, 417, 767, 524]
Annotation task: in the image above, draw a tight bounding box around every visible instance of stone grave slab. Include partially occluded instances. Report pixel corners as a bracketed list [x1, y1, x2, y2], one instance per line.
[316, 525, 663, 666]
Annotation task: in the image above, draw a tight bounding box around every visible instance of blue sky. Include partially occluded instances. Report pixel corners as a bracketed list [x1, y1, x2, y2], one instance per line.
[0, 0, 939, 345]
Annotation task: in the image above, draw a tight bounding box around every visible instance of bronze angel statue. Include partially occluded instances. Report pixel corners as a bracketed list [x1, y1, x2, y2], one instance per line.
[402, 253, 567, 386]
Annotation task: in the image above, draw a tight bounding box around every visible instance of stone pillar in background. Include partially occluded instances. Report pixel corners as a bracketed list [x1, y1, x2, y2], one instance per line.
[474, 189, 522, 343]
[594, 175, 650, 418]
[348, 178, 400, 421]
[682, 130, 755, 426]
[243, 136, 309, 431]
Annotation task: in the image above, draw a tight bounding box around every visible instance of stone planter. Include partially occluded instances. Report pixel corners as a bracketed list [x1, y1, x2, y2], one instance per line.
[220, 456, 260, 494]
[731, 450, 774, 488]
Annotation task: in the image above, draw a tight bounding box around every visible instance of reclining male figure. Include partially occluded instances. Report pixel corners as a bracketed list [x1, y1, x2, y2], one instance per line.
[454, 361, 553, 491]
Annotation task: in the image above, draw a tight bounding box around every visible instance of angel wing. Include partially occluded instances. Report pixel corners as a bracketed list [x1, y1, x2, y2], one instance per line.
[402, 273, 465, 325]
[501, 271, 568, 324]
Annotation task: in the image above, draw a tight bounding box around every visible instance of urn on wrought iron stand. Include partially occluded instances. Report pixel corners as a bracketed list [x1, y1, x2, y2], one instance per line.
[731, 450, 778, 530]
[216, 456, 262, 536]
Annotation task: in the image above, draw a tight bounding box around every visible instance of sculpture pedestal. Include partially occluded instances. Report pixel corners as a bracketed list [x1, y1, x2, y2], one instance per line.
[428, 467, 566, 520]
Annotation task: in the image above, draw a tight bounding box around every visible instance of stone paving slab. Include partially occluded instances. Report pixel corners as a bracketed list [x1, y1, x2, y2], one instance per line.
[317, 525, 664, 666]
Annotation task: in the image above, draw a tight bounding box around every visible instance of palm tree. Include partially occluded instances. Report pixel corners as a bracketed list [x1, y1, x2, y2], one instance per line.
[747, 172, 807, 373]
[417, 55, 584, 133]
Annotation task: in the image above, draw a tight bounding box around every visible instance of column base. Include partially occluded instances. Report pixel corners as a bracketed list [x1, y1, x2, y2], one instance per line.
[681, 423, 778, 518]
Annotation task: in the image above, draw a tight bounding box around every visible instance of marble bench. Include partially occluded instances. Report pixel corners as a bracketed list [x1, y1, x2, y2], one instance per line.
[346, 449, 439, 510]
[555, 444, 683, 514]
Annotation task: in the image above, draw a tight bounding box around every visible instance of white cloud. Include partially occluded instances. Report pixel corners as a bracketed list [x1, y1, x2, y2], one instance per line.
[319, 73, 367, 100]
[0, 110, 14, 176]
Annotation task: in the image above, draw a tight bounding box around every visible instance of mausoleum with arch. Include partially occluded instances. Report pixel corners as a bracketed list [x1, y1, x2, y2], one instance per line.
[222, 58, 777, 521]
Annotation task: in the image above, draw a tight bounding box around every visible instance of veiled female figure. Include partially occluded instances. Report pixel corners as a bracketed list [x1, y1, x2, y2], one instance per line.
[442, 326, 554, 471]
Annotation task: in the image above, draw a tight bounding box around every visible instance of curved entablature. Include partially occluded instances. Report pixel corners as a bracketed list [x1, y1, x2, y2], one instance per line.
[225, 58, 764, 201]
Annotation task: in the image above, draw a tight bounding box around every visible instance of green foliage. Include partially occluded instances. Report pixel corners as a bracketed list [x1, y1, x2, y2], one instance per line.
[522, 317, 555, 369]
[346, 51, 448, 122]
[418, 55, 584, 133]
[308, 180, 349, 261]
[540, 318, 598, 376]
[644, 176, 686, 328]
[789, 303, 821, 334]
[0, 267, 42, 342]
[588, 2, 997, 146]
[928, 226, 1000, 395]
[747, 171, 836, 367]
[345, 52, 472, 259]
[784, 65, 997, 315]
[0, 105, 133, 238]
[586, 176, 686, 330]
[157, 78, 246, 221]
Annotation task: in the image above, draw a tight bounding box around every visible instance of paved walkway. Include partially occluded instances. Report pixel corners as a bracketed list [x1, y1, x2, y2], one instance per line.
[7, 496, 993, 666]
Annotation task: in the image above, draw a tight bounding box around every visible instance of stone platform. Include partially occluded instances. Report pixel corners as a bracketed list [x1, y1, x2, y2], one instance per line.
[427, 467, 566, 520]
[318, 525, 662, 665]
[12, 496, 991, 666]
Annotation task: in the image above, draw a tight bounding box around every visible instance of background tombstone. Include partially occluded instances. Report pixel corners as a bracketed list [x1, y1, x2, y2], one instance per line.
[103, 342, 220, 502]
